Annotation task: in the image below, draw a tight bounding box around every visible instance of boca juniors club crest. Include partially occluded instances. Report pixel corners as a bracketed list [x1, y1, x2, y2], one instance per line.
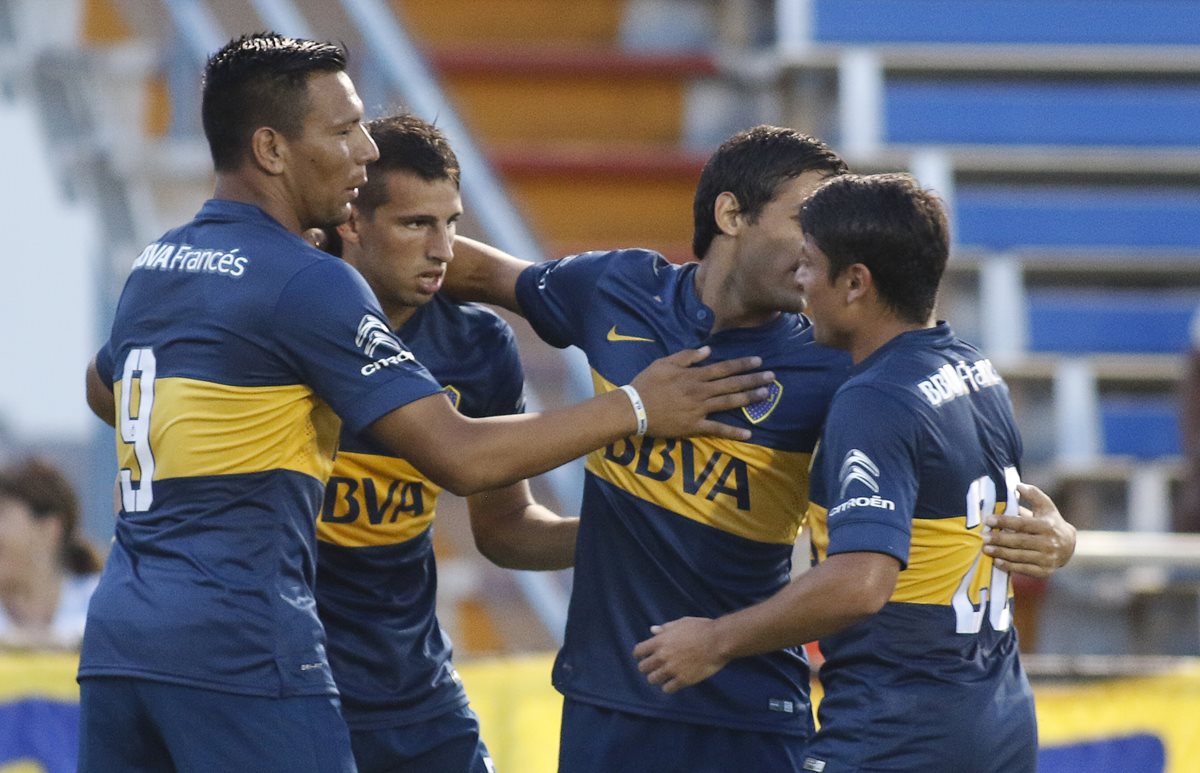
[742, 379, 783, 424]
[442, 385, 461, 410]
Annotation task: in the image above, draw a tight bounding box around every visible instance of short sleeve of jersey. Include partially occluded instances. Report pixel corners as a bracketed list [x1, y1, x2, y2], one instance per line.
[473, 321, 526, 419]
[94, 341, 114, 390]
[820, 385, 922, 567]
[514, 251, 613, 349]
[273, 260, 443, 434]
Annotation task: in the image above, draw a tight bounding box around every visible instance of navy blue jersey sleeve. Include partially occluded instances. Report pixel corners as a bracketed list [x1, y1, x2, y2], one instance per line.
[473, 321, 526, 419]
[514, 251, 614, 349]
[95, 341, 115, 390]
[273, 260, 443, 434]
[820, 385, 921, 566]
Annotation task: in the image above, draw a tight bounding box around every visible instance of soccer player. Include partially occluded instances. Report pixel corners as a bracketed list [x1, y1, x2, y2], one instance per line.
[76, 34, 771, 772]
[446, 127, 1074, 771]
[634, 173, 1042, 771]
[311, 113, 576, 773]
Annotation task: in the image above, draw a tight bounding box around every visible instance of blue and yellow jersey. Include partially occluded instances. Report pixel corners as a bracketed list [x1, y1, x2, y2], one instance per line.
[80, 200, 443, 697]
[804, 324, 1037, 772]
[315, 294, 525, 729]
[515, 249, 850, 735]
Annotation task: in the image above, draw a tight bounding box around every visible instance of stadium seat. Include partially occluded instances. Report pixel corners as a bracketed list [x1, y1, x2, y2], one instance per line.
[1025, 290, 1196, 355]
[886, 79, 1200, 148]
[809, 0, 1200, 45]
[1100, 397, 1184, 459]
[956, 186, 1200, 251]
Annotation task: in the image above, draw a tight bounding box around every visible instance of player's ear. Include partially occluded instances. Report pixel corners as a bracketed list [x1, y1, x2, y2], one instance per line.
[338, 211, 361, 246]
[250, 126, 287, 175]
[713, 192, 743, 236]
[844, 263, 872, 304]
[301, 229, 327, 250]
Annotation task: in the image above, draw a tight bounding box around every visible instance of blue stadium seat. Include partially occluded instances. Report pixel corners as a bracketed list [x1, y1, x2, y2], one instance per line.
[956, 186, 1200, 251]
[1025, 290, 1197, 355]
[885, 80, 1200, 147]
[1099, 397, 1182, 458]
[812, 0, 1200, 45]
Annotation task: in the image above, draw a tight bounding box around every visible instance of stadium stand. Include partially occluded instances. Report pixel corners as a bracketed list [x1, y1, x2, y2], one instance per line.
[1026, 289, 1195, 357]
[885, 79, 1200, 148]
[1101, 397, 1184, 460]
[6, 2, 1200, 771]
[957, 185, 1200, 252]
[764, 0, 1199, 523]
[0, 0, 1168, 665]
[18, 0, 1186, 663]
[396, 0, 718, 260]
[801, 0, 1200, 46]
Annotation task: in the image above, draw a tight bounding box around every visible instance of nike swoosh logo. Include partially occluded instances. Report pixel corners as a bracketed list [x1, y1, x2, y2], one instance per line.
[607, 325, 655, 343]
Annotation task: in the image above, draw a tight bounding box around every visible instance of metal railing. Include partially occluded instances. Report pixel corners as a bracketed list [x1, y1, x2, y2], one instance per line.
[1071, 531, 1200, 570]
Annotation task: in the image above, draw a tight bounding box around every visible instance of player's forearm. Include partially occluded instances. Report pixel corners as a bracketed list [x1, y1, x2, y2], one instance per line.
[446, 236, 529, 312]
[378, 350, 769, 496]
[454, 394, 634, 493]
[714, 553, 896, 661]
[387, 389, 636, 497]
[469, 499, 578, 570]
[635, 554, 894, 694]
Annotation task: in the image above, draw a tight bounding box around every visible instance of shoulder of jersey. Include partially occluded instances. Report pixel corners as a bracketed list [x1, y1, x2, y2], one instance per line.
[840, 361, 926, 411]
[445, 297, 508, 325]
[575, 247, 666, 268]
[438, 297, 516, 341]
[605, 248, 680, 284]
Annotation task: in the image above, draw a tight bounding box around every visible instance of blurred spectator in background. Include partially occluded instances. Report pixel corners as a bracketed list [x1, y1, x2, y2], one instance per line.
[0, 458, 102, 649]
[1175, 308, 1200, 533]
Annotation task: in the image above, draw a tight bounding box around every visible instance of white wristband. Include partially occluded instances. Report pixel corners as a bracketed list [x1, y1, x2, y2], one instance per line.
[618, 384, 648, 437]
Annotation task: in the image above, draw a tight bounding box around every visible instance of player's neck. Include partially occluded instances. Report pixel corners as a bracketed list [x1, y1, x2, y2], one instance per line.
[848, 315, 935, 364]
[386, 301, 419, 331]
[213, 173, 303, 234]
[693, 257, 780, 333]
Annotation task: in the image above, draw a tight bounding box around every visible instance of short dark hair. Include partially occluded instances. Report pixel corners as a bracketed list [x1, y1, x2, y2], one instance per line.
[354, 113, 461, 215]
[0, 458, 102, 575]
[202, 32, 348, 171]
[692, 125, 848, 260]
[801, 173, 949, 324]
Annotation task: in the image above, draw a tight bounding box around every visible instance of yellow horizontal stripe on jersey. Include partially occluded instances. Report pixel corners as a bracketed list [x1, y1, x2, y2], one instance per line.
[114, 377, 340, 483]
[317, 450, 439, 548]
[892, 516, 991, 604]
[809, 506, 1012, 606]
[586, 371, 808, 545]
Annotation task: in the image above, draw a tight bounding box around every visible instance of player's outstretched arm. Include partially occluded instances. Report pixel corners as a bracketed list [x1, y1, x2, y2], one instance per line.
[634, 551, 899, 694]
[443, 236, 531, 313]
[983, 483, 1076, 578]
[468, 479, 577, 570]
[85, 358, 116, 428]
[370, 347, 772, 497]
